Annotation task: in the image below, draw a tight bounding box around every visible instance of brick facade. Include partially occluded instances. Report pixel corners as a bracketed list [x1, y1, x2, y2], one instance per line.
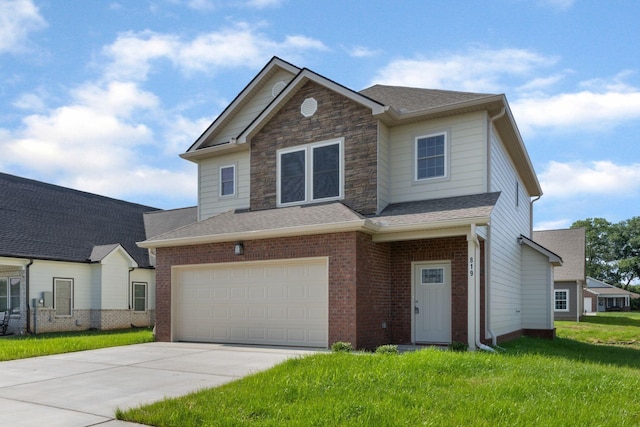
[28, 309, 155, 334]
[250, 81, 379, 215]
[155, 232, 483, 349]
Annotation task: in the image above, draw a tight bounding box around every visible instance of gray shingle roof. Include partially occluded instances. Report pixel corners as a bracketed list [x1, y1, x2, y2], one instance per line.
[532, 228, 586, 282]
[147, 202, 365, 242]
[144, 206, 197, 239]
[359, 85, 497, 114]
[145, 193, 500, 245]
[373, 192, 500, 227]
[0, 172, 159, 266]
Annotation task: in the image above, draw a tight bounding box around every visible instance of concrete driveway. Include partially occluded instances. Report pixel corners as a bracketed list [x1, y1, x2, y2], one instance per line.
[0, 342, 318, 427]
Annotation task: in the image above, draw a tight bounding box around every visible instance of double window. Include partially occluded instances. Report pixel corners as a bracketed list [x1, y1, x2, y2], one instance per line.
[132, 282, 147, 312]
[554, 290, 569, 312]
[54, 278, 73, 317]
[277, 139, 343, 206]
[415, 132, 447, 181]
[0, 277, 20, 314]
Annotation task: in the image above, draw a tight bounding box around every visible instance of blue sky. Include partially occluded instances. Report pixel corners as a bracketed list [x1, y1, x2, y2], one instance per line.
[1, 0, 639, 230]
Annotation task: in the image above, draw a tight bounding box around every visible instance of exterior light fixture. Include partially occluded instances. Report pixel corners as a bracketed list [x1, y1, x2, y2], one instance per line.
[234, 242, 244, 255]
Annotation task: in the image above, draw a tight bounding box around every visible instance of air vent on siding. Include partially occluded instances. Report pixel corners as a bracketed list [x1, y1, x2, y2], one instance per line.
[301, 97, 318, 118]
[272, 81, 287, 97]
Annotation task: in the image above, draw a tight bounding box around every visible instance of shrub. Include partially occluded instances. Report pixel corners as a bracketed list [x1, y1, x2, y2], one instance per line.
[331, 341, 353, 353]
[448, 341, 468, 352]
[375, 344, 399, 355]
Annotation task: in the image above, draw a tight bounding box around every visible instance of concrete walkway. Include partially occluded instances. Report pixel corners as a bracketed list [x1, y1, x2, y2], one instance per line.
[0, 342, 318, 427]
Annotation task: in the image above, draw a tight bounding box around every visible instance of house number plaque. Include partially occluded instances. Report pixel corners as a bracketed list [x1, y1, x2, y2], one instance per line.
[469, 256, 474, 277]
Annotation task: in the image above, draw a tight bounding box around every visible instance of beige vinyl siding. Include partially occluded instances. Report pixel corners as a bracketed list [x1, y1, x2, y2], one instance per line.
[521, 245, 553, 330]
[377, 121, 390, 213]
[131, 268, 155, 311]
[208, 70, 296, 147]
[388, 112, 487, 203]
[29, 261, 92, 309]
[99, 250, 131, 310]
[487, 125, 532, 337]
[199, 151, 251, 220]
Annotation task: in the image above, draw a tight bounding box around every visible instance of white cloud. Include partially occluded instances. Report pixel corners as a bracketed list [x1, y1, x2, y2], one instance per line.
[245, 0, 284, 7]
[345, 45, 383, 58]
[539, 160, 640, 198]
[371, 48, 557, 92]
[0, 0, 46, 53]
[512, 88, 640, 135]
[103, 24, 328, 80]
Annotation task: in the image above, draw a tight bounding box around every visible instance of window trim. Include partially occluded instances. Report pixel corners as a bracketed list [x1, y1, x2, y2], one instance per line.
[0, 276, 21, 316]
[276, 138, 344, 207]
[413, 131, 449, 183]
[554, 289, 570, 312]
[53, 277, 74, 318]
[219, 164, 236, 197]
[132, 282, 148, 313]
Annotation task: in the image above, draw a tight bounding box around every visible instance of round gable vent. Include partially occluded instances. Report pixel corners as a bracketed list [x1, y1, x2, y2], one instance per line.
[272, 80, 287, 97]
[301, 97, 318, 118]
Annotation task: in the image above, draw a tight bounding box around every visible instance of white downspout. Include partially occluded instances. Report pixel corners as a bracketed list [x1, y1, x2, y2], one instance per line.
[469, 224, 495, 352]
[483, 108, 506, 348]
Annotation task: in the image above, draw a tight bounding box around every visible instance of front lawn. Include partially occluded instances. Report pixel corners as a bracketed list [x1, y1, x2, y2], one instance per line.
[0, 328, 155, 361]
[118, 313, 640, 426]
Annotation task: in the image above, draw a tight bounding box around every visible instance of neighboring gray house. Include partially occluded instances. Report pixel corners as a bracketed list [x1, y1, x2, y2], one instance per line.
[140, 56, 560, 350]
[0, 172, 196, 335]
[584, 276, 640, 312]
[533, 228, 586, 321]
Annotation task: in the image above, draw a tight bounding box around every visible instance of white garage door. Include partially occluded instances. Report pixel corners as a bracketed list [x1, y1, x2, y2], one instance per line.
[174, 258, 328, 347]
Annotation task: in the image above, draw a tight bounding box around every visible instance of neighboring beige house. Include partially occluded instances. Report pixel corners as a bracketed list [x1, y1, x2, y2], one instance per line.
[0, 172, 196, 335]
[140, 57, 561, 350]
[533, 228, 586, 321]
[584, 276, 640, 312]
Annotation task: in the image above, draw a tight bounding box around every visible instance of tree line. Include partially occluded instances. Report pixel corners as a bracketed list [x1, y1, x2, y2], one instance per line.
[571, 217, 640, 296]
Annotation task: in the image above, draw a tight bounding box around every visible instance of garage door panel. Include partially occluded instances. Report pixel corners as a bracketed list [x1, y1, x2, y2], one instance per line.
[175, 259, 328, 347]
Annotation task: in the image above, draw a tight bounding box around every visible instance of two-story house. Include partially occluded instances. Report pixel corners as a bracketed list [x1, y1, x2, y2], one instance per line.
[139, 57, 561, 350]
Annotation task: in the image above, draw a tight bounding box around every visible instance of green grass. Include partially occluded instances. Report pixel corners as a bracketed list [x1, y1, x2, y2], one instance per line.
[118, 313, 640, 426]
[0, 328, 155, 361]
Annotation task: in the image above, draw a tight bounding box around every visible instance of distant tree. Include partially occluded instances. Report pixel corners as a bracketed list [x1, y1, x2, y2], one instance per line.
[571, 217, 640, 290]
[571, 218, 615, 281]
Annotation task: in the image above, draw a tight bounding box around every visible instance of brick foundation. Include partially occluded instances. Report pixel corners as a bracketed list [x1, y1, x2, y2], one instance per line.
[29, 309, 155, 334]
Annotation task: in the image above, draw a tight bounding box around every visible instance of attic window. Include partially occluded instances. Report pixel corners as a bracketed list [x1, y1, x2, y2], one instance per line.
[272, 80, 286, 97]
[301, 98, 318, 118]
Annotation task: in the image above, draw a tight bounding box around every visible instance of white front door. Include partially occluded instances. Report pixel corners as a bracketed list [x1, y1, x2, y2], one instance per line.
[414, 262, 451, 344]
[584, 297, 592, 313]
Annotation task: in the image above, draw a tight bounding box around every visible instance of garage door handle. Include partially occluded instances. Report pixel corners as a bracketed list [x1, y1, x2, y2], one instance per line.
[415, 306, 419, 314]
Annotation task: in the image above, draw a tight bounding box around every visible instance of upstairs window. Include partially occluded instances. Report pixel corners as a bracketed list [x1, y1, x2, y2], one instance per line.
[219, 165, 236, 197]
[277, 139, 343, 206]
[415, 132, 447, 181]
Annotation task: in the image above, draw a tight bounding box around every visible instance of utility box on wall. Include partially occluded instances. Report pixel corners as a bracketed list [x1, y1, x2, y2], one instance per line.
[42, 291, 53, 308]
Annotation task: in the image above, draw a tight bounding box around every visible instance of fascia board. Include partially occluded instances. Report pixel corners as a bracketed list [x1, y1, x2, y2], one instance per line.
[102, 244, 139, 268]
[371, 217, 490, 243]
[237, 69, 386, 144]
[187, 57, 300, 153]
[180, 141, 248, 162]
[0, 257, 32, 267]
[137, 219, 371, 249]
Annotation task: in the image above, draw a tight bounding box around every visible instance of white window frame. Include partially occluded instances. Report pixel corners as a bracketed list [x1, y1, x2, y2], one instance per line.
[219, 164, 236, 197]
[414, 131, 449, 182]
[53, 278, 74, 317]
[276, 138, 344, 207]
[1, 276, 21, 316]
[132, 282, 148, 313]
[554, 289, 569, 312]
